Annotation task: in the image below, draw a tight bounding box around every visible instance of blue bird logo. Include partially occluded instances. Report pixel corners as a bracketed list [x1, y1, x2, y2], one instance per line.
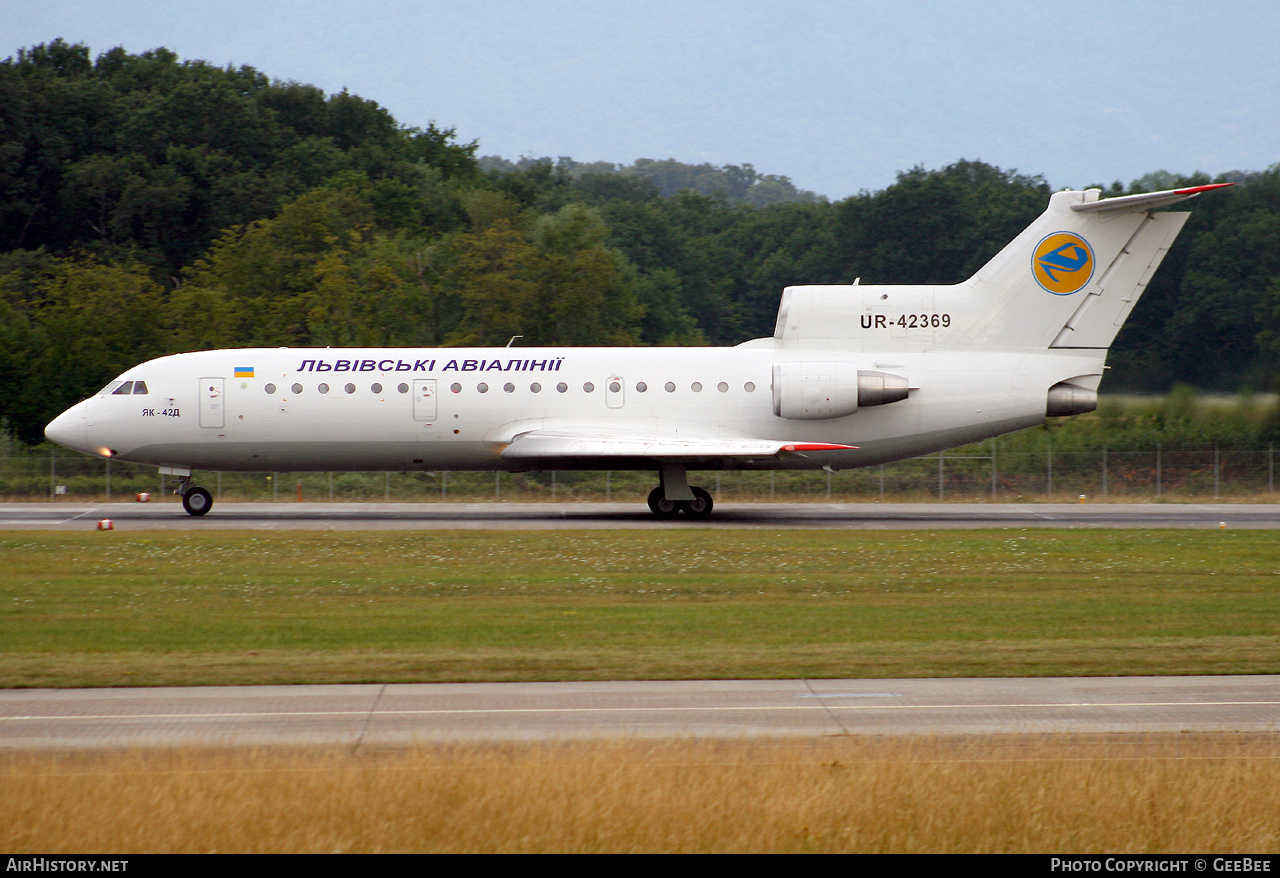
[1032, 232, 1094, 294]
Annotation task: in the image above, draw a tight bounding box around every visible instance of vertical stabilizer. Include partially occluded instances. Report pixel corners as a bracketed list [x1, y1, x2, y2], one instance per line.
[959, 184, 1229, 351]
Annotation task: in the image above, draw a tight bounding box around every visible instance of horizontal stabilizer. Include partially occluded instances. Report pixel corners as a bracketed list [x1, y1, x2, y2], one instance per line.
[1070, 183, 1233, 214]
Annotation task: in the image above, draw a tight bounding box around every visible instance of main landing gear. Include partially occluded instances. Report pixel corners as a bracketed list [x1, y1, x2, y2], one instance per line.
[176, 475, 213, 516]
[646, 464, 714, 519]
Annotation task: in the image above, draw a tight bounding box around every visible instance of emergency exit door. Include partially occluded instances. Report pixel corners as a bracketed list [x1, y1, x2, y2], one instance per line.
[413, 379, 438, 421]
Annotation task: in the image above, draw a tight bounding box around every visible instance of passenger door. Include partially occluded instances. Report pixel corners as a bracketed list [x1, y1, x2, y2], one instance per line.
[199, 378, 225, 428]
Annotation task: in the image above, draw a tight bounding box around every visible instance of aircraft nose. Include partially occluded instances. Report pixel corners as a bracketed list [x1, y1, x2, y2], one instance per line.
[45, 408, 87, 451]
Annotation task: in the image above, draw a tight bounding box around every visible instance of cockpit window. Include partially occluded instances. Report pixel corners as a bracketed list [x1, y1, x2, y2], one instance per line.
[108, 380, 148, 395]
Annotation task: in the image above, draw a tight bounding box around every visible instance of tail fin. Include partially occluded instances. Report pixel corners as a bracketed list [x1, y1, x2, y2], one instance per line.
[769, 183, 1231, 353]
[962, 183, 1231, 350]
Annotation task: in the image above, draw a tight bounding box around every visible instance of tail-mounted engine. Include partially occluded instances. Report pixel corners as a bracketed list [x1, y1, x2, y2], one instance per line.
[1046, 380, 1098, 417]
[773, 363, 910, 420]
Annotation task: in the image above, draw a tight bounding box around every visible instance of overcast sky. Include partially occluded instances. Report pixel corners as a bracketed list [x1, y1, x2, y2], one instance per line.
[5, 0, 1278, 199]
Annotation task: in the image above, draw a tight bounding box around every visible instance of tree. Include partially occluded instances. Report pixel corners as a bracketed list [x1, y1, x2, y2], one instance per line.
[8, 257, 165, 441]
[829, 160, 1048, 285]
[439, 222, 539, 346]
[0, 43, 480, 272]
[1110, 168, 1280, 391]
[527, 204, 640, 346]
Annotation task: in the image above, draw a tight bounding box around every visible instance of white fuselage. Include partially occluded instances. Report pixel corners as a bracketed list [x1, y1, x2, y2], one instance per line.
[45, 341, 1099, 474]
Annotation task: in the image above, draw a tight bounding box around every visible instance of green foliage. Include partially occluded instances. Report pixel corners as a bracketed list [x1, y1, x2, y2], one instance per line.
[3, 254, 166, 442]
[990, 386, 1277, 455]
[437, 204, 641, 346]
[479, 155, 822, 206]
[831, 160, 1050, 284]
[1107, 167, 1280, 391]
[0, 40, 478, 272]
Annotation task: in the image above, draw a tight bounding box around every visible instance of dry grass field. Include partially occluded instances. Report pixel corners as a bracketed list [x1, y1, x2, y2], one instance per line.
[3, 734, 1278, 853]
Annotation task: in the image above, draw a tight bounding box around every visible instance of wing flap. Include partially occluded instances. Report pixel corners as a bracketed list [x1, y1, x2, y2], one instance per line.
[500, 429, 853, 461]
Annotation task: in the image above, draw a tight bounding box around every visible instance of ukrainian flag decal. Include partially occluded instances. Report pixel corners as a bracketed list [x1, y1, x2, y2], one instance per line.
[234, 367, 255, 378]
[1032, 232, 1094, 295]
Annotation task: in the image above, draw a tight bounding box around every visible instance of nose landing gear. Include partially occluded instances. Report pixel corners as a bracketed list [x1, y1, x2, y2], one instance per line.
[175, 475, 214, 516]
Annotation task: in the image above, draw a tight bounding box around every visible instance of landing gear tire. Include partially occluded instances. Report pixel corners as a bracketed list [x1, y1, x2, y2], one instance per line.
[682, 486, 714, 519]
[647, 485, 714, 518]
[182, 486, 213, 516]
[647, 486, 680, 517]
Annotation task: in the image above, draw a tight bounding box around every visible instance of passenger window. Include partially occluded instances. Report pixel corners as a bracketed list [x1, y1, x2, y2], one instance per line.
[530, 382, 542, 393]
[504, 383, 515, 393]
[691, 382, 703, 392]
[112, 382, 134, 395]
[583, 382, 595, 393]
[371, 383, 383, 394]
[345, 383, 356, 394]
[717, 382, 728, 392]
[636, 382, 648, 392]
[318, 383, 330, 394]
[745, 382, 756, 392]
[450, 383, 462, 393]
[291, 383, 303, 394]
[556, 382, 568, 393]
[265, 384, 277, 394]
[398, 383, 409, 394]
[477, 383, 489, 393]
[664, 382, 675, 392]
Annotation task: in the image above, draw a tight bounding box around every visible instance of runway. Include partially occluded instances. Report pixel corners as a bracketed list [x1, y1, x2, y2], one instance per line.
[4, 500, 1280, 530]
[2, 676, 1277, 748]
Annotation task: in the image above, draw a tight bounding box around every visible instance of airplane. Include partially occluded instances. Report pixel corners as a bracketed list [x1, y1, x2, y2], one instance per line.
[44, 182, 1232, 518]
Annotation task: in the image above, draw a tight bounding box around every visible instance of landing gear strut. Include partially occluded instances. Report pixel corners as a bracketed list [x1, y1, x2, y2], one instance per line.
[647, 465, 714, 519]
[175, 475, 213, 516]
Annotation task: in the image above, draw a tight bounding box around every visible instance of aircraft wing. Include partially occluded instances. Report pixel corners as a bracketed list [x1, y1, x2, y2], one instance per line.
[500, 428, 853, 461]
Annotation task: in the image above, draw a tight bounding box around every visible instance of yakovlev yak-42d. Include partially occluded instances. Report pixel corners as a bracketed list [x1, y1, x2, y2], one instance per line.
[45, 183, 1231, 517]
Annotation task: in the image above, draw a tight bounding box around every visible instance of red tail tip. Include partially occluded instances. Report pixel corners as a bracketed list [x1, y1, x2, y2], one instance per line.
[1174, 182, 1235, 195]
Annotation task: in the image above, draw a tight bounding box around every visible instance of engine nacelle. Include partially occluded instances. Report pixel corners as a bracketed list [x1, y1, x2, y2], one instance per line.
[1046, 380, 1097, 417]
[772, 363, 909, 420]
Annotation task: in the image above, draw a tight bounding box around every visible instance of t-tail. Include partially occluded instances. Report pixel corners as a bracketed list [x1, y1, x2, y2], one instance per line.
[771, 183, 1232, 355]
[961, 183, 1233, 351]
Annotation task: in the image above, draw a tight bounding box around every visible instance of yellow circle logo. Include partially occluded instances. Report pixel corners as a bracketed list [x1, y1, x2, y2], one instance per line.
[1032, 232, 1094, 295]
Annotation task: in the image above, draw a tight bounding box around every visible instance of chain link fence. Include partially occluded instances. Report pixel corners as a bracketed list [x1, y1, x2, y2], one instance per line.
[4, 442, 1276, 503]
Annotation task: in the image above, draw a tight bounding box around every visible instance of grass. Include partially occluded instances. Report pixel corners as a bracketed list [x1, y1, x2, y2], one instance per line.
[1, 529, 1278, 687]
[4, 735, 1278, 853]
